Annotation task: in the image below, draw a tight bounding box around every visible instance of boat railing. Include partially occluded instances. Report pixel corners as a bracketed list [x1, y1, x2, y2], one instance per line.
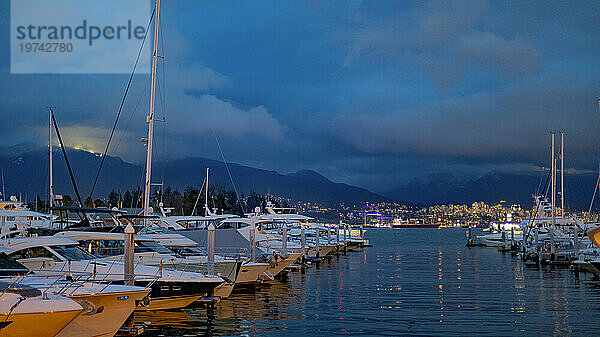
[0, 269, 35, 298]
[212, 247, 250, 260]
[0, 270, 155, 299]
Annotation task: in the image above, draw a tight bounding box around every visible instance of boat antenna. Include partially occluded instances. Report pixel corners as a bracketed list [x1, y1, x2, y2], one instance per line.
[143, 0, 162, 222]
[50, 107, 83, 207]
[88, 6, 156, 201]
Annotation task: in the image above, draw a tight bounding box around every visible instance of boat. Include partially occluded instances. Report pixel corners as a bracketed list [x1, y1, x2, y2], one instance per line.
[0, 236, 223, 310]
[56, 229, 240, 298]
[0, 253, 83, 337]
[0, 251, 150, 337]
[156, 214, 272, 286]
[0, 196, 55, 233]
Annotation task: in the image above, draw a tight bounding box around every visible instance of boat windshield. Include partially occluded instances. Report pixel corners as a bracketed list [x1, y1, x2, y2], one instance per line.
[138, 241, 174, 255]
[82, 239, 174, 256]
[52, 245, 97, 261]
[0, 253, 30, 275]
[218, 221, 248, 229]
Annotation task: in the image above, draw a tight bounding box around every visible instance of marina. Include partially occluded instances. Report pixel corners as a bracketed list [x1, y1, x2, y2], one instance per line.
[2, 0, 600, 336]
[135, 229, 600, 336]
[0, 199, 372, 336]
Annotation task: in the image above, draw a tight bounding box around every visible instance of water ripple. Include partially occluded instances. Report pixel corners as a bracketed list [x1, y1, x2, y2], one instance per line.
[139, 229, 600, 336]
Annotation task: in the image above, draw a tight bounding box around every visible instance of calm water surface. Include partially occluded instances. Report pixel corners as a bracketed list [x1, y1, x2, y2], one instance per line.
[137, 229, 600, 336]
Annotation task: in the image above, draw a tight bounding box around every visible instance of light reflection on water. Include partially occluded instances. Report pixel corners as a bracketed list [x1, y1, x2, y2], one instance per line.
[138, 229, 600, 336]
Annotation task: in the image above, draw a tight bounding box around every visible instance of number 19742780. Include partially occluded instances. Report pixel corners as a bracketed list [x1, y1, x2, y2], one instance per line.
[19, 42, 73, 52]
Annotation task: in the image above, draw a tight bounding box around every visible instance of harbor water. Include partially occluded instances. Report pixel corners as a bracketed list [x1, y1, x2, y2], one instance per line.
[138, 229, 600, 336]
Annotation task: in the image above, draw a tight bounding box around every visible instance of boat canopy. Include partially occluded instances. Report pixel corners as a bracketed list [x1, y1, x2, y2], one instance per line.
[0, 210, 56, 218]
[0, 236, 79, 252]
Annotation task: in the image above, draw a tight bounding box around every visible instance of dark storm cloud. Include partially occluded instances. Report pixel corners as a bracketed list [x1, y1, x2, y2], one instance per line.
[333, 76, 598, 163]
[1, 0, 599, 191]
[330, 0, 600, 169]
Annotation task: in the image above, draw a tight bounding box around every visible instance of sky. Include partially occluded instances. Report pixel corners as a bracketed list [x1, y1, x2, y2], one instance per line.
[1, 0, 600, 193]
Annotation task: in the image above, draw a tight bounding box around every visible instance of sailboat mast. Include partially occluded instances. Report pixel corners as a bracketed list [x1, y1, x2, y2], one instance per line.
[561, 132, 565, 228]
[49, 107, 54, 208]
[205, 167, 209, 216]
[551, 132, 555, 255]
[143, 0, 161, 219]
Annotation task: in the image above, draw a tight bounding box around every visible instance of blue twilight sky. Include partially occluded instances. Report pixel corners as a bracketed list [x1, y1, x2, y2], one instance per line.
[1, 0, 600, 192]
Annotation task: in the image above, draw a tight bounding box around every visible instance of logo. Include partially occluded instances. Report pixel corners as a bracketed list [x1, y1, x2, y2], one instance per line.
[10, 0, 150, 74]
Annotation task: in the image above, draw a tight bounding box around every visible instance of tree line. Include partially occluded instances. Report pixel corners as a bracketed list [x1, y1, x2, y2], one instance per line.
[28, 184, 290, 216]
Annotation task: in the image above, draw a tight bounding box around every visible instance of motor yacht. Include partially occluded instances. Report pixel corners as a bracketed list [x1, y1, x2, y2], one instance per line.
[0, 236, 223, 310]
[155, 215, 271, 286]
[0, 254, 83, 337]
[0, 251, 150, 337]
[55, 230, 239, 298]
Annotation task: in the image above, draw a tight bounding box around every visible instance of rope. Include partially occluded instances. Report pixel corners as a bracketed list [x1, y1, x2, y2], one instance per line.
[88, 6, 156, 200]
[212, 130, 245, 214]
[588, 165, 600, 219]
[50, 108, 83, 206]
[191, 177, 207, 216]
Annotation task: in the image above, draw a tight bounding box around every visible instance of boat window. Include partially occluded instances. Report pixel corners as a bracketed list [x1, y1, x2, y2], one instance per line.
[169, 246, 204, 256]
[81, 239, 174, 256]
[9, 247, 59, 261]
[82, 239, 125, 257]
[175, 220, 208, 229]
[51, 245, 96, 261]
[219, 221, 247, 229]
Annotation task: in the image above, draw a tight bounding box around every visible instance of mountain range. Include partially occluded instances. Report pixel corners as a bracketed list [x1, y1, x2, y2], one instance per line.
[0, 144, 598, 209]
[0, 144, 389, 205]
[384, 171, 599, 210]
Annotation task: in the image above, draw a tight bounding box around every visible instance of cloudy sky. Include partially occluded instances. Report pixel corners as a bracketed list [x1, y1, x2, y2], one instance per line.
[1, 0, 599, 192]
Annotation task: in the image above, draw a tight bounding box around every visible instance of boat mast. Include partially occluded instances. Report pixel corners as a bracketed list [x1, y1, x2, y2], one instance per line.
[205, 167, 209, 216]
[143, 0, 161, 220]
[551, 132, 555, 255]
[49, 107, 54, 209]
[561, 132, 564, 228]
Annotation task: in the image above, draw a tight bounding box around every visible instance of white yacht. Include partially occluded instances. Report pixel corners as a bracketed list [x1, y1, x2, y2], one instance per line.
[0, 197, 55, 233]
[156, 215, 271, 286]
[55, 230, 239, 298]
[219, 218, 304, 279]
[0, 236, 223, 310]
[0, 251, 149, 337]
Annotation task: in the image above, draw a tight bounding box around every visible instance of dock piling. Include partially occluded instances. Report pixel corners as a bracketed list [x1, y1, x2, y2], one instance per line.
[337, 221, 340, 252]
[282, 223, 288, 255]
[124, 223, 135, 286]
[208, 223, 215, 275]
[315, 225, 320, 259]
[250, 221, 256, 261]
[301, 223, 306, 263]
